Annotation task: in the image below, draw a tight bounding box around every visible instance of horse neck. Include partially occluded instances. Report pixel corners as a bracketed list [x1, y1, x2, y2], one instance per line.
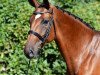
[53, 7, 94, 75]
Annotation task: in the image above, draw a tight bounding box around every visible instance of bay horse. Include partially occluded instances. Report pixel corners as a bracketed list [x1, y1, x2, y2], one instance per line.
[24, 0, 100, 75]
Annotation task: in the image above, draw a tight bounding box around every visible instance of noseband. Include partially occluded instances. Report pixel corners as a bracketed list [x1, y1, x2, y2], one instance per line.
[28, 11, 54, 43]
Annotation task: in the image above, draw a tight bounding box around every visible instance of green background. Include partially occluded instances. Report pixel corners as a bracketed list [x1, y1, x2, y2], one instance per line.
[0, 0, 100, 75]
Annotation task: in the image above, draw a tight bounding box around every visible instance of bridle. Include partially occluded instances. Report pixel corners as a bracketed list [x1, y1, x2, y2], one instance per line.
[28, 11, 54, 43]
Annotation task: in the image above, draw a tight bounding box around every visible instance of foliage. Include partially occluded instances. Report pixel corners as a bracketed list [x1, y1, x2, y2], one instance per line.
[0, 0, 100, 75]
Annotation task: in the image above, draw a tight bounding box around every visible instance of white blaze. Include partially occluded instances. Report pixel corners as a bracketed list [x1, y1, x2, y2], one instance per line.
[35, 14, 41, 20]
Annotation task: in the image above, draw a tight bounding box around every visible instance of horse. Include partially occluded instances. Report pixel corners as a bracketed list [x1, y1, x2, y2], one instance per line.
[24, 0, 100, 75]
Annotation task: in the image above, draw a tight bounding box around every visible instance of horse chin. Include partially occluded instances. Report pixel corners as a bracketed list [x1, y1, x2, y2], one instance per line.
[33, 49, 41, 59]
[28, 48, 41, 59]
[24, 47, 41, 59]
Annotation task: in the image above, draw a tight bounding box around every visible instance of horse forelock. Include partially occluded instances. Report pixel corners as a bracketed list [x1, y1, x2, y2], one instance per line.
[38, 3, 50, 9]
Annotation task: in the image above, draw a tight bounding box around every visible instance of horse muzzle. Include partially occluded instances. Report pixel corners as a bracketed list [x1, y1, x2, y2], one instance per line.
[24, 47, 40, 59]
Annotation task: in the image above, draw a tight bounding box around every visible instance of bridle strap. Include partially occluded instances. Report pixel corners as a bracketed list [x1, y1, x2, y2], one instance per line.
[28, 13, 54, 43]
[33, 11, 52, 15]
[28, 30, 44, 42]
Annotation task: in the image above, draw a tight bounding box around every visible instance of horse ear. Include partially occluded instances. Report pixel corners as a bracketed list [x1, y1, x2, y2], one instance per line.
[43, 0, 49, 4]
[43, 0, 50, 9]
[28, 0, 39, 8]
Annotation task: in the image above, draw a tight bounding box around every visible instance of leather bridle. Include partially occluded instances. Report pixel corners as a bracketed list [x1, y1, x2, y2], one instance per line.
[28, 11, 54, 43]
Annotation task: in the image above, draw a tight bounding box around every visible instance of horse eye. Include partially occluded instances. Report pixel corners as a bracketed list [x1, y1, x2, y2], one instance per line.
[42, 20, 49, 24]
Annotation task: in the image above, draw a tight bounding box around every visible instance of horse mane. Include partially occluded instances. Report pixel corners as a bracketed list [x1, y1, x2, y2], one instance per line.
[56, 6, 95, 30]
[38, 4, 94, 30]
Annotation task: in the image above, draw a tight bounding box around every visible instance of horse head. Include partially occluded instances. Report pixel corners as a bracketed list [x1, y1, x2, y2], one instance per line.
[24, 0, 55, 59]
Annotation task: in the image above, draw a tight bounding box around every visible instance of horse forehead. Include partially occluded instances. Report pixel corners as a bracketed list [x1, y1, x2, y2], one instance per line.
[34, 8, 47, 20]
[36, 7, 48, 12]
[35, 14, 42, 20]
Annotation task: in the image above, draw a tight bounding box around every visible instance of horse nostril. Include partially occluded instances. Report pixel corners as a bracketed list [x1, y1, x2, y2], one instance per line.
[24, 47, 40, 59]
[29, 48, 34, 58]
[29, 49, 33, 54]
